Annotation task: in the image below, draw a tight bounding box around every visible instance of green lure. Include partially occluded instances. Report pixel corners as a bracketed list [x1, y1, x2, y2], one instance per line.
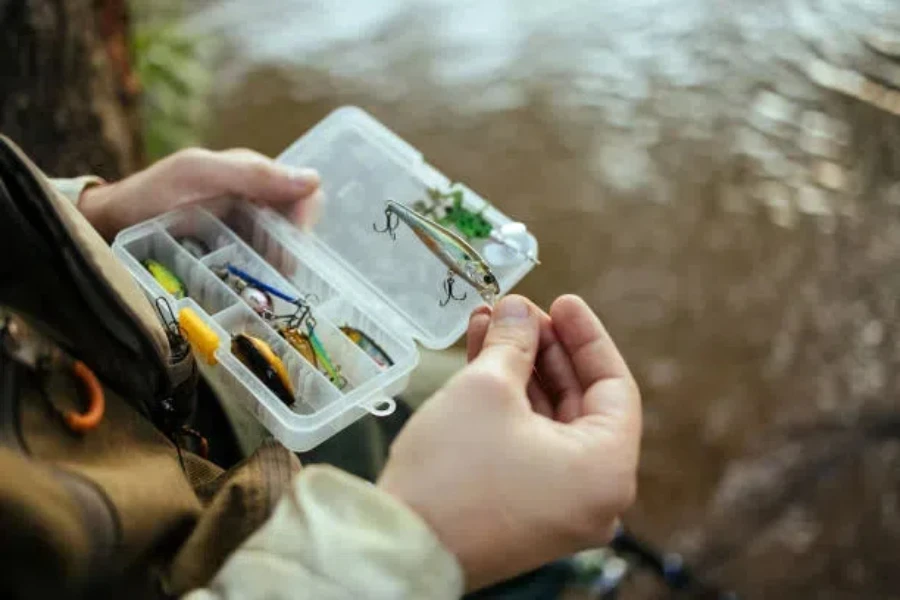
[435, 189, 494, 240]
[415, 188, 493, 240]
[306, 323, 348, 390]
[414, 187, 539, 266]
[144, 259, 187, 299]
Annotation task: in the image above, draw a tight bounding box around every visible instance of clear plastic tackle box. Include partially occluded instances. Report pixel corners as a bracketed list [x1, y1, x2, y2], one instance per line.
[111, 106, 538, 451]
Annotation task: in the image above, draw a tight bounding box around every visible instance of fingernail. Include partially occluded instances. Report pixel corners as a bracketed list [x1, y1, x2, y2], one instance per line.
[493, 296, 529, 323]
[294, 190, 322, 233]
[285, 167, 320, 194]
[471, 305, 492, 320]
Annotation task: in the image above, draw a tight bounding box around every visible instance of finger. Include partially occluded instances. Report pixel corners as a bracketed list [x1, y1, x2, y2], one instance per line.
[284, 187, 324, 230]
[522, 308, 584, 422]
[466, 306, 492, 362]
[473, 295, 540, 385]
[176, 148, 321, 208]
[535, 339, 584, 423]
[551, 296, 640, 429]
[472, 305, 557, 358]
[220, 148, 321, 202]
[470, 303, 583, 419]
[550, 295, 631, 389]
[526, 377, 554, 418]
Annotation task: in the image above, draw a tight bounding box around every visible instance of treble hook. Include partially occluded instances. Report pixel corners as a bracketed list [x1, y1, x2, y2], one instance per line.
[439, 274, 468, 307]
[271, 299, 312, 331]
[373, 207, 400, 241]
[155, 297, 190, 361]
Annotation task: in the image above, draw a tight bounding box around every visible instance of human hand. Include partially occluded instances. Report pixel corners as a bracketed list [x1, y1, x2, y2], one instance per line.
[78, 148, 321, 239]
[378, 294, 641, 591]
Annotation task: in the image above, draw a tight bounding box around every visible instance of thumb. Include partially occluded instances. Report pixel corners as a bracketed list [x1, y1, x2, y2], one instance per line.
[472, 295, 540, 385]
[217, 149, 320, 204]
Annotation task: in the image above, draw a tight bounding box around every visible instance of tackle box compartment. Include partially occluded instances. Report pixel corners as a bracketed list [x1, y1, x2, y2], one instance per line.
[112, 106, 538, 452]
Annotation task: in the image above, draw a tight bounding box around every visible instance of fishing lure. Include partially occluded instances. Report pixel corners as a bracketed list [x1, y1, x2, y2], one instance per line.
[224, 265, 299, 304]
[417, 188, 493, 237]
[239, 286, 274, 317]
[417, 187, 539, 266]
[216, 265, 346, 386]
[281, 323, 347, 389]
[177, 236, 210, 259]
[306, 321, 348, 389]
[373, 199, 500, 306]
[144, 259, 187, 299]
[341, 326, 393, 368]
[280, 326, 317, 367]
[214, 264, 301, 322]
[231, 333, 296, 407]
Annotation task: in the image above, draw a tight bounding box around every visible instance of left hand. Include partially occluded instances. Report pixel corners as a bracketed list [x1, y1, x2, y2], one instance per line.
[79, 148, 321, 239]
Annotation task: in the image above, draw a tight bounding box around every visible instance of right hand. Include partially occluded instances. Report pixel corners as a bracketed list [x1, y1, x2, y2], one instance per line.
[378, 294, 642, 591]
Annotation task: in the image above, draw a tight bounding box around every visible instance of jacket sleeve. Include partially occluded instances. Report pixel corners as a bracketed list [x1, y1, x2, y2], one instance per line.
[48, 175, 464, 598]
[183, 465, 464, 600]
[48, 176, 105, 206]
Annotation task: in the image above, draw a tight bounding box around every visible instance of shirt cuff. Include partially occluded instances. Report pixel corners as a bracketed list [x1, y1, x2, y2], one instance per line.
[194, 465, 464, 599]
[48, 176, 106, 207]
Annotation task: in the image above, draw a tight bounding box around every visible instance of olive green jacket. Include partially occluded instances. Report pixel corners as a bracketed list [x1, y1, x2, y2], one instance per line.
[12, 174, 464, 599]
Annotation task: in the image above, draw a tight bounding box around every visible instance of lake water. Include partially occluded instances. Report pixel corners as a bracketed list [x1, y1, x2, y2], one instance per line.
[178, 1, 900, 596]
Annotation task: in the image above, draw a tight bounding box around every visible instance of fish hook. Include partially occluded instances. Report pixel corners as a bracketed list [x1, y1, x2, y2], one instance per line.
[373, 206, 400, 241]
[439, 273, 468, 307]
[155, 297, 190, 361]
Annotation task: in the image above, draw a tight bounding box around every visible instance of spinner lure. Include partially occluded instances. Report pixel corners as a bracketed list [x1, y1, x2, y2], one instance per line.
[217, 265, 347, 390]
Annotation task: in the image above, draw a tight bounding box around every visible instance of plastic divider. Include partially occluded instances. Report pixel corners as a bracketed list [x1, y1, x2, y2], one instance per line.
[118, 226, 238, 316]
[318, 297, 414, 372]
[214, 304, 340, 414]
[221, 209, 406, 380]
[201, 244, 240, 268]
[203, 243, 383, 391]
[163, 207, 241, 256]
[217, 206, 340, 306]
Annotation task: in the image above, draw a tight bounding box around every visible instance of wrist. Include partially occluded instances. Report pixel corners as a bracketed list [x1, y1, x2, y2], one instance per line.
[77, 181, 117, 240]
[377, 475, 485, 591]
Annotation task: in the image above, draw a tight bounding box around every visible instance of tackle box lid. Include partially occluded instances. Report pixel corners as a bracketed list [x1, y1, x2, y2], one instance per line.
[261, 106, 539, 350]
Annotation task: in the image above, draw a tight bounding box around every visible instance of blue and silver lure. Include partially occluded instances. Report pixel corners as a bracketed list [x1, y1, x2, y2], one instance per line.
[217, 264, 348, 390]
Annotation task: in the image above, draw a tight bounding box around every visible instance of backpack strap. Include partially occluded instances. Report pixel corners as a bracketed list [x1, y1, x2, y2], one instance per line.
[0, 134, 195, 432]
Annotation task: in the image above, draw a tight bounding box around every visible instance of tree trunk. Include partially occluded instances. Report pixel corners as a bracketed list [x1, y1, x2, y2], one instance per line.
[0, 0, 140, 180]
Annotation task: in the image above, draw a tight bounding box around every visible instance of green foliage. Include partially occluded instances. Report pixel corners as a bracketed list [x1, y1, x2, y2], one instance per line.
[130, 1, 218, 161]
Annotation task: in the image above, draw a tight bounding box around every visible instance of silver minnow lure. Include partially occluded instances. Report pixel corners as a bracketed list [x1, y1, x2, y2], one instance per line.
[381, 200, 501, 305]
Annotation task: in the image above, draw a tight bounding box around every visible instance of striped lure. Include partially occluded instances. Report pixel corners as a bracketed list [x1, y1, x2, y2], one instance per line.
[374, 200, 500, 306]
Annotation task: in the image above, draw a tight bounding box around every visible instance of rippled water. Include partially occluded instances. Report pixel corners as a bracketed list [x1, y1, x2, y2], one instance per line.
[179, 1, 900, 596]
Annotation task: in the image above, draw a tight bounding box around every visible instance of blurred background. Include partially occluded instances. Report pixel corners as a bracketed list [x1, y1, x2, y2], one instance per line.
[4, 0, 900, 597]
